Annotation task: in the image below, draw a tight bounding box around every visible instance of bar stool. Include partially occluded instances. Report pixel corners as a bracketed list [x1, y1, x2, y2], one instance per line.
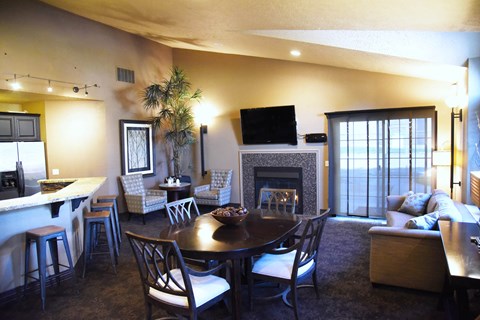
[24, 225, 74, 310]
[82, 211, 117, 278]
[96, 195, 121, 244]
[90, 202, 120, 257]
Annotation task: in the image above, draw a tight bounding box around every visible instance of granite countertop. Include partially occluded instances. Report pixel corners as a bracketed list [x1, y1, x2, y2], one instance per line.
[0, 177, 106, 213]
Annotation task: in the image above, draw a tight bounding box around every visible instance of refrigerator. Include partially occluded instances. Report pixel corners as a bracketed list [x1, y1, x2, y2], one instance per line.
[0, 142, 46, 200]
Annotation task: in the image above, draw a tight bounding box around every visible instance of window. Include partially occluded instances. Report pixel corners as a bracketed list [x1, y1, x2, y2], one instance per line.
[326, 107, 436, 218]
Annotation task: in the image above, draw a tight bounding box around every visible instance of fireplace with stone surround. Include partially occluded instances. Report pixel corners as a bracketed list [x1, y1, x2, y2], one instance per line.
[240, 150, 319, 214]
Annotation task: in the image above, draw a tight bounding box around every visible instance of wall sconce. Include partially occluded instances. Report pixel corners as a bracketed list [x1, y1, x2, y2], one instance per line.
[446, 83, 465, 197]
[200, 124, 208, 177]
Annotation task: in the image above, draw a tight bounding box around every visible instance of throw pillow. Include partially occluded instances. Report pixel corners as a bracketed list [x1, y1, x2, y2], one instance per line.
[398, 192, 432, 216]
[435, 194, 462, 222]
[405, 211, 440, 230]
[426, 189, 449, 213]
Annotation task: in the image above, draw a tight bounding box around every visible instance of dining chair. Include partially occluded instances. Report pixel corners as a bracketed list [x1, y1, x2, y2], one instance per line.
[247, 209, 331, 320]
[126, 231, 230, 320]
[257, 188, 297, 214]
[165, 197, 217, 270]
[165, 197, 200, 225]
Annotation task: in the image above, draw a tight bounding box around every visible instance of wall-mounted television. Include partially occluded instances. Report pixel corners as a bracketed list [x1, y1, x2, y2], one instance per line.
[240, 105, 298, 145]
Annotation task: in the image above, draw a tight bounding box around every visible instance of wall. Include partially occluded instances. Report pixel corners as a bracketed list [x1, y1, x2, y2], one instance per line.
[174, 49, 456, 207]
[464, 57, 480, 203]
[44, 100, 106, 179]
[0, 0, 174, 209]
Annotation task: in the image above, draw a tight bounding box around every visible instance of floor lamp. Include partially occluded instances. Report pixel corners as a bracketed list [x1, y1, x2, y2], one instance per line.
[450, 107, 463, 197]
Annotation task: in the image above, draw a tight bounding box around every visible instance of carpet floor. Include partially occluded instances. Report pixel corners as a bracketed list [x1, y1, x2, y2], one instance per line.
[1, 212, 479, 319]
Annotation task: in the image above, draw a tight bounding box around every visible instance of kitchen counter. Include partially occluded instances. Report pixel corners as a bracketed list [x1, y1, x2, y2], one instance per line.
[0, 176, 107, 297]
[0, 177, 106, 213]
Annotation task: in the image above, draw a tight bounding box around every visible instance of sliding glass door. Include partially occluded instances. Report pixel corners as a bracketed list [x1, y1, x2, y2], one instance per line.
[327, 107, 436, 218]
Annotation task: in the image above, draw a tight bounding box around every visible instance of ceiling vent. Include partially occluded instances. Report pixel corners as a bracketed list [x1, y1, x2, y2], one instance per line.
[116, 67, 135, 83]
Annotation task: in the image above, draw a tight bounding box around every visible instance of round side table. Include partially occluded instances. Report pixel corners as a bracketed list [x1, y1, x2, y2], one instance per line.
[159, 183, 191, 202]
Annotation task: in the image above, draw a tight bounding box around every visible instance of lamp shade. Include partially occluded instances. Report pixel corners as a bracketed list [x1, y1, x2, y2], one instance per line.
[432, 151, 450, 166]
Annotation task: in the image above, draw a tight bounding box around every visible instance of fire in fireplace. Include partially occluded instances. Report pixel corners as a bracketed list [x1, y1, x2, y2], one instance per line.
[254, 166, 303, 214]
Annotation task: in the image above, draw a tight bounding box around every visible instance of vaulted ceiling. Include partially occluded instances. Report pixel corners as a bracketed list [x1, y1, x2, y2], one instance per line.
[36, 0, 480, 83]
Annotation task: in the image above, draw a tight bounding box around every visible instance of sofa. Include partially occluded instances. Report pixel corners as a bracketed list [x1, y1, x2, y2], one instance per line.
[368, 189, 478, 293]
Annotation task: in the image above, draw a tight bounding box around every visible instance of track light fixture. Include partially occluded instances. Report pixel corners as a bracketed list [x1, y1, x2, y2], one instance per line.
[72, 83, 97, 94]
[5, 73, 99, 94]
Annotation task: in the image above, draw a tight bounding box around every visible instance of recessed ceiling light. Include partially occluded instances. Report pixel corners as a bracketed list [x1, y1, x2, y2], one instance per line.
[290, 50, 301, 57]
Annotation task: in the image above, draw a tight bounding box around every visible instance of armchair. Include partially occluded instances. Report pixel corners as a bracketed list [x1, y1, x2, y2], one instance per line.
[119, 174, 167, 224]
[194, 169, 233, 207]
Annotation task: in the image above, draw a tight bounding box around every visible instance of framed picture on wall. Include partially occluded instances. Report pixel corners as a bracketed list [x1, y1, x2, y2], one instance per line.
[120, 119, 155, 177]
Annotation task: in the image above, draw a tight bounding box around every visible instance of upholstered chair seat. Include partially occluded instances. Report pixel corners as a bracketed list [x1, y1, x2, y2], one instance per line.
[194, 169, 233, 206]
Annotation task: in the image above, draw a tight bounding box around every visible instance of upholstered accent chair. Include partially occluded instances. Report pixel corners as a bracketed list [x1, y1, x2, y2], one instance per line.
[194, 169, 233, 206]
[119, 174, 167, 224]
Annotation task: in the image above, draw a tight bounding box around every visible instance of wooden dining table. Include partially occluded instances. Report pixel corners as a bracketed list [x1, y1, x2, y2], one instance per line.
[159, 209, 302, 320]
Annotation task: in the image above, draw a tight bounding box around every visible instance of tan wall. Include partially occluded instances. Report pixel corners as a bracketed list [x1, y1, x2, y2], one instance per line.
[44, 100, 106, 179]
[174, 49, 456, 206]
[0, 0, 174, 210]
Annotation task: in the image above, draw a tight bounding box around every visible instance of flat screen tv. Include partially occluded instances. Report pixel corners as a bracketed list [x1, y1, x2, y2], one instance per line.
[240, 105, 298, 145]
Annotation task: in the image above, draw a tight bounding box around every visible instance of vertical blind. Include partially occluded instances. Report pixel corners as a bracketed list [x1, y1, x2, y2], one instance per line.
[325, 107, 436, 218]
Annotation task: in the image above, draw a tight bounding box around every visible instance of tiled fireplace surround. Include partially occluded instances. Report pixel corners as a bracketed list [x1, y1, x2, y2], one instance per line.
[239, 150, 319, 214]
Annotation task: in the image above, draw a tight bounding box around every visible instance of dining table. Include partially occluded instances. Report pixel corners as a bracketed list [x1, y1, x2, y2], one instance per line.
[159, 208, 302, 320]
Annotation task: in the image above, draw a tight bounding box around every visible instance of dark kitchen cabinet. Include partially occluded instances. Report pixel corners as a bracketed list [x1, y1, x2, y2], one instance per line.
[0, 113, 41, 142]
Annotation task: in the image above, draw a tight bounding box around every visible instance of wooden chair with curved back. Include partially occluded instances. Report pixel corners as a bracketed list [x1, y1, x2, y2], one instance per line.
[165, 197, 200, 225]
[126, 231, 230, 320]
[247, 209, 331, 320]
[257, 188, 297, 214]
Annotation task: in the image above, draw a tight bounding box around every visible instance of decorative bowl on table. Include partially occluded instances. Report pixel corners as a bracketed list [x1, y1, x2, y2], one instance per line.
[210, 207, 249, 225]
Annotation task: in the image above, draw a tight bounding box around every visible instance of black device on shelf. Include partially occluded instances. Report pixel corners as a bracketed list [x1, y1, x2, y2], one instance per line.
[240, 105, 298, 145]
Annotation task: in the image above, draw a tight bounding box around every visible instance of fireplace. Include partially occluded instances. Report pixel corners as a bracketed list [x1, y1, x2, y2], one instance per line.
[240, 150, 319, 215]
[254, 167, 303, 214]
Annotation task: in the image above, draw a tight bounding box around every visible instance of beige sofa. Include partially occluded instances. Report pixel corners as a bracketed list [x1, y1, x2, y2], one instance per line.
[368, 190, 478, 293]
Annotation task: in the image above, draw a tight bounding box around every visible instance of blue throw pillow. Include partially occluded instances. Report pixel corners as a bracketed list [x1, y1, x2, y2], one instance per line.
[405, 211, 440, 230]
[398, 192, 432, 216]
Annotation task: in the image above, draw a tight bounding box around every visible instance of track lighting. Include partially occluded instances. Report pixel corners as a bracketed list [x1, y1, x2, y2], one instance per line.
[5, 73, 99, 94]
[8, 74, 22, 90]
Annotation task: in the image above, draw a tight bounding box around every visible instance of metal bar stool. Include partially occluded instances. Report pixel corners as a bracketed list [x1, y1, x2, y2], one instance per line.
[90, 202, 120, 257]
[96, 195, 121, 245]
[24, 225, 74, 310]
[82, 211, 117, 278]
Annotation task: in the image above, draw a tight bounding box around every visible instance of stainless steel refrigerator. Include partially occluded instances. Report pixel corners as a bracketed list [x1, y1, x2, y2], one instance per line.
[0, 141, 46, 200]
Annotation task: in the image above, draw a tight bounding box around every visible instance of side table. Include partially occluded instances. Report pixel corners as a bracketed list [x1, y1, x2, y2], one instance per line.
[159, 183, 191, 202]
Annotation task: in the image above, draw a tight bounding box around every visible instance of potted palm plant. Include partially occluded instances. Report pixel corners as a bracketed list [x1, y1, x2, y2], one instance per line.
[142, 66, 202, 179]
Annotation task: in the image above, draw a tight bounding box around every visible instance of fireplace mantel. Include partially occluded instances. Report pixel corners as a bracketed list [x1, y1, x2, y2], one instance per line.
[239, 150, 320, 214]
